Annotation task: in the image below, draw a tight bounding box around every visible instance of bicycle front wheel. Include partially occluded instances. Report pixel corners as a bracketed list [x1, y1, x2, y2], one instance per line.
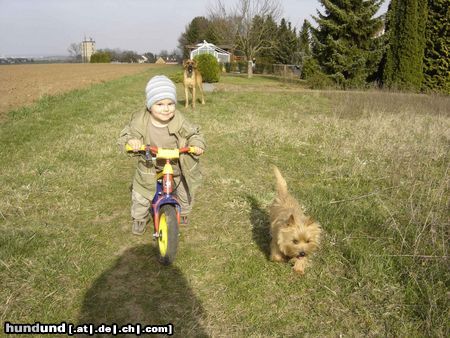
[157, 204, 179, 265]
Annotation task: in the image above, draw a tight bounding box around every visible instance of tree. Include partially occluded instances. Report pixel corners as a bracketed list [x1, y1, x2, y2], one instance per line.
[93, 49, 140, 63]
[298, 20, 314, 79]
[382, 0, 428, 90]
[143, 52, 156, 63]
[90, 51, 112, 63]
[299, 20, 311, 57]
[178, 16, 215, 59]
[101, 48, 121, 62]
[275, 18, 300, 64]
[170, 49, 183, 63]
[120, 50, 140, 63]
[206, 0, 282, 77]
[159, 50, 169, 59]
[67, 43, 81, 62]
[234, 0, 282, 78]
[311, 0, 385, 88]
[252, 15, 278, 65]
[207, 0, 240, 46]
[422, 0, 449, 93]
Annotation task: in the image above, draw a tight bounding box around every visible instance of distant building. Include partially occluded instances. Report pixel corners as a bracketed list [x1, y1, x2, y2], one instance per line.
[138, 55, 148, 64]
[155, 57, 166, 64]
[186, 40, 232, 63]
[81, 37, 96, 63]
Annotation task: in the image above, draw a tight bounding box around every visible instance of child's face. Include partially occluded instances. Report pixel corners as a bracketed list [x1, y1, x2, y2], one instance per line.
[150, 99, 176, 123]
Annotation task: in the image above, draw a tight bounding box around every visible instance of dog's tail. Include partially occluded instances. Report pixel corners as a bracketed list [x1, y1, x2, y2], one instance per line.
[273, 165, 288, 198]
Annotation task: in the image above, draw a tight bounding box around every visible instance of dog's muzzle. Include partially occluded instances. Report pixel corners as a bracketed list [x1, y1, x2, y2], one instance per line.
[297, 251, 306, 258]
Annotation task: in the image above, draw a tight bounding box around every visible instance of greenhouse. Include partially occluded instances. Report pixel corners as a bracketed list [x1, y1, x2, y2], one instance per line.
[189, 41, 231, 63]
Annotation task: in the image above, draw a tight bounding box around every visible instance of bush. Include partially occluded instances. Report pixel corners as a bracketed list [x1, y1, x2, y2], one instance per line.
[193, 54, 220, 83]
[169, 71, 184, 84]
[90, 51, 111, 63]
[301, 57, 334, 89]
[306, 72, 334, 89]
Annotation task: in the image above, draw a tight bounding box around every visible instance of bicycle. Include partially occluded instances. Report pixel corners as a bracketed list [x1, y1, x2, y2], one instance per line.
[126, 144, 195, 265]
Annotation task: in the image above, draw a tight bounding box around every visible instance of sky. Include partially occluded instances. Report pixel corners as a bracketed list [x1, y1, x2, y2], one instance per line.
[0, 0, 389, 57]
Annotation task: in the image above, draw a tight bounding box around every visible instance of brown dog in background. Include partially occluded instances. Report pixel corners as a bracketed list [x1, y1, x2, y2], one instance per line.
[183, 59, 205, 109]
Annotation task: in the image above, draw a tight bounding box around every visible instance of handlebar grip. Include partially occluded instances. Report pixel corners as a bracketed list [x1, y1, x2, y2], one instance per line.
[179, 146, 196, 154]
[125, 144, 146, 152]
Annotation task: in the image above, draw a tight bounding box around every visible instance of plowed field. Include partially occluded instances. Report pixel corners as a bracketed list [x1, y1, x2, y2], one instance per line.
[0, 63, 161, 117]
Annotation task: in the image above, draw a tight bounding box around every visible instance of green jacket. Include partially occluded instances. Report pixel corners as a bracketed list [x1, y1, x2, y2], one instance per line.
[118, 109, 206, 198]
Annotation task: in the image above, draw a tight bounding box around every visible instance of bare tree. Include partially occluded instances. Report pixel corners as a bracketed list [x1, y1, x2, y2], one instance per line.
[67, 42, 82, 62]
[207, 1, 239, 46]
[208, 0, 282, 78]
[236, 0, 282, 78]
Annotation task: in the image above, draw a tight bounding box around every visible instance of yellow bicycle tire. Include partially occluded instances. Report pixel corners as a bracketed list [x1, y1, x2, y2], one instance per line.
[158, 204, 179, 265]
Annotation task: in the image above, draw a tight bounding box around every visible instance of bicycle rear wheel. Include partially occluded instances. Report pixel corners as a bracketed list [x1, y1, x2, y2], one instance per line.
[157, 204, 179, 265]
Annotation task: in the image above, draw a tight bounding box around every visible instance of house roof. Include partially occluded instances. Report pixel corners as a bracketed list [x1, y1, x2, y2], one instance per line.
[186, 41, 233, 54]
[155, 57, 166, 64]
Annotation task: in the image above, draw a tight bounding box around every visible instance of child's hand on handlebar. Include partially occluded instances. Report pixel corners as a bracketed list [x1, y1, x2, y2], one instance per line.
[192, 146, 204, 156]
[127, 139, 143, 152]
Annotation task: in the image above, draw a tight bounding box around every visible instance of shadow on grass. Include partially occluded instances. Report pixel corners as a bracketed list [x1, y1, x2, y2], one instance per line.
[78, 245, 208, 337]
[246, 195, 271, 260]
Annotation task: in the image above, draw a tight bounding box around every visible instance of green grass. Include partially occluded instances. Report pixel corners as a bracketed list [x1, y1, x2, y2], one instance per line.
[1, 68, 449, 337]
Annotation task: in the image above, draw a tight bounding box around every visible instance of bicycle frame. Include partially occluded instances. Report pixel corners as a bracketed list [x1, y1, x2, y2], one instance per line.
[125, 145, 194, 239]
[126, 144, 195, 264]
[151, 158, 181, 238]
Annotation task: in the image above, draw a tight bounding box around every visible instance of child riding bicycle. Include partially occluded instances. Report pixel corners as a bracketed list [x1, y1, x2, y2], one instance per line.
[118, 75, 206, 235]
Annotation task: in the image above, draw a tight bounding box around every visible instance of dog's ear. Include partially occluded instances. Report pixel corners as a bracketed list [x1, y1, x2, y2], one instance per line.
[183, 59, 187, 67]
[192, 60, 197, 68]
[305, 217, 315, 226]
[284, 214, 295, 227]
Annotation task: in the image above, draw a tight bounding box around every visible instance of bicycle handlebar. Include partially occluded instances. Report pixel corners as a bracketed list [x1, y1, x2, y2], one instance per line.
[125, 144, 195, 159]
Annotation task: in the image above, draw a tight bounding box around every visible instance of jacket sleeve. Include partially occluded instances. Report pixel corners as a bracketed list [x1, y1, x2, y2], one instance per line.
[178, 119, 206, 195]
[117, 110, 146, 152]
[180, 120, 207, 152]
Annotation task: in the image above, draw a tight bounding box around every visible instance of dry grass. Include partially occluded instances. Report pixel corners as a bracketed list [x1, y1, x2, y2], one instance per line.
[194, 79, 449, 336]
[0, 71, 448, 336]
[0, 63, 170, 117]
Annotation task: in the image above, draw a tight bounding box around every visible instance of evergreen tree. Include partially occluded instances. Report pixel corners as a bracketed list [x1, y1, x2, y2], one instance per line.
[298, 19, 314, 80]
[423, 0, 449, 93]
[382, 0, 428, 90]
[311, 0, 385, 88]
[275, 18, 300, 64]
[298, 20, 311, 58]
[178, 17, 214, 59]
[254, 15, 278, 64]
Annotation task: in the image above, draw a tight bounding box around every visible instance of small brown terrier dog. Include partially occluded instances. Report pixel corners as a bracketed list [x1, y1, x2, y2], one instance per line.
[269, 166, 322, 275]
[183, 59, 205, 109]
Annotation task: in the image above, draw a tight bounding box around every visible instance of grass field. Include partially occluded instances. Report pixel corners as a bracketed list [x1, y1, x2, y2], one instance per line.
[0, 65, 449, 337]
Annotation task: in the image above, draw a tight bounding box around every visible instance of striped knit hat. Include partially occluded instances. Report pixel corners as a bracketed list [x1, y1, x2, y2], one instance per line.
[145, 75, 177, 109]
